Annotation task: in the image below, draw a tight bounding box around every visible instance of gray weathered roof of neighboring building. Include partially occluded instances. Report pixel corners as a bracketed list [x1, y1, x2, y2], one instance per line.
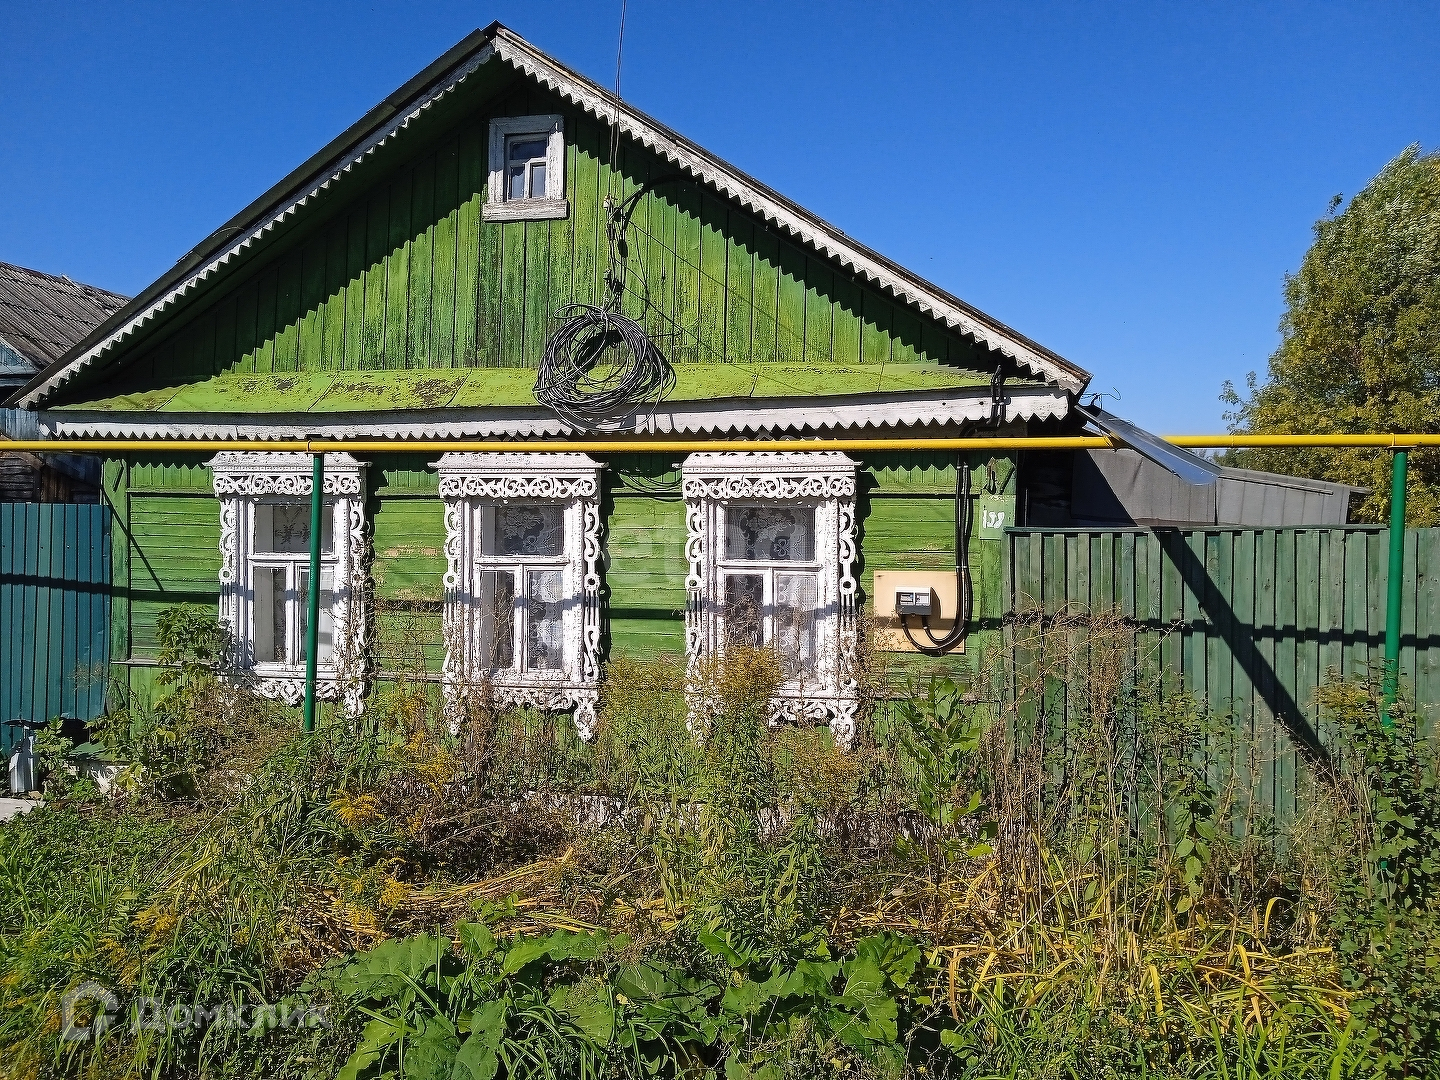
[0, 262, 128, 376]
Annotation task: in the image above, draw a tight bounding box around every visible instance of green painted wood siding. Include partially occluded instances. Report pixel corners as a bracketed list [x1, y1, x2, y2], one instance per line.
[62, 85, 1000, 406]
[372, 458, 446, 675]
[605, 456, 689, 658]
[1006, 527, 1440, 832]
[102, 451, 1015, 694]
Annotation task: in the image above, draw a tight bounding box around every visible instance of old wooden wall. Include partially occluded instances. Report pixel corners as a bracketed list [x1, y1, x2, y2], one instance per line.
[1006, 527, 1440, 829]
[101, 449, 1016, 693]
[59, 83, 1000, 405]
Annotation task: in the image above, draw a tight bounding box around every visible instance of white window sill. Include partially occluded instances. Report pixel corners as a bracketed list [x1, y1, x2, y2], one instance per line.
[251, 664, 339, 680]
[483, 198, 570, 223]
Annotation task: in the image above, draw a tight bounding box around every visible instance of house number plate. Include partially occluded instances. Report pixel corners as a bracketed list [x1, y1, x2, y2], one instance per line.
[975, 497, 1010, 539]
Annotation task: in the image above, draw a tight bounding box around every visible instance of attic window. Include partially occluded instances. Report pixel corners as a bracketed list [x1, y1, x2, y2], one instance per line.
[485, 115, 568, 222]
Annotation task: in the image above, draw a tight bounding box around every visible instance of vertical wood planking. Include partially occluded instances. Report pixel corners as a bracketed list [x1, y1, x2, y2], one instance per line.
[671, 179, 701, 364]
[569, 116, 602, 314]
[385, 168, 413, 369]
[775, 240, 806, 365]
[408, 152, 436, 367]
[362, 192, 390, 369]
[804, 256, 834, 364]
[454, 125, 484, 366]
[273, 251, 302, 371]
[749, 226, 779, 365]
[724, 209, 754, 366]
[697, 192, 728, 363]
[343, 207, 369, 371]
[522, 219, 551, 368]
[431, 136, 461, 368]
[499, 221, 527, 367]
[0, 503, 110, 728]
[322, 221, 349, 369]
[298, 234, 327, 371]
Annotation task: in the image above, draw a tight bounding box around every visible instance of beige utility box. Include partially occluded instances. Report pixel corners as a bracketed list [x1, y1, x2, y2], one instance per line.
[872, 570, 965, 653]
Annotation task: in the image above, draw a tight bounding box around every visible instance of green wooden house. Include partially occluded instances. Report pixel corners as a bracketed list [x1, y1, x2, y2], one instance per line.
[9, 24, 1093, 744]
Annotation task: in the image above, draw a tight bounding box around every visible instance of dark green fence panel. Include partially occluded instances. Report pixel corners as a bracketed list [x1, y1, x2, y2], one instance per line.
[1, 502, 110, 753]
[1005, 527, 1440, 828]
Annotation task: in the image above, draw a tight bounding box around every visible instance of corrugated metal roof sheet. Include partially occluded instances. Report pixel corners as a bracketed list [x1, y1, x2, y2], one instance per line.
[0, 262, 127, 373]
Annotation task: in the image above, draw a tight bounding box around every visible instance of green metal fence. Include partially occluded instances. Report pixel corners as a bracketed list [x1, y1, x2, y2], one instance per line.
[1005, 526, 1440, 826]
[0, 502, 110, 753]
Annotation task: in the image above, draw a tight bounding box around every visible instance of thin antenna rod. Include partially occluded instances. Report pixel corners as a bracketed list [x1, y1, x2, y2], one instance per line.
[614, 0, 628, 98]
[607, 0, 629, 202]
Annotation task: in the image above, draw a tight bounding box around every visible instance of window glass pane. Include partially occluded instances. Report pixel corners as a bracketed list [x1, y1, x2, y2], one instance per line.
[255, 501, 332, 555]
[508, 165, 526, 201]
[253, 567, 285, 664]
[298, 569, 336, 666]
[530, 161, 546, 198]
[477, 570, 516, 670]
[775, 573, 819, 680]
[486, 504, 564, 557]
[508, 137, 548, 163]
[722, 573, 765, 649]
[526, 570, 565, 671]
[724, 506, 814, 562]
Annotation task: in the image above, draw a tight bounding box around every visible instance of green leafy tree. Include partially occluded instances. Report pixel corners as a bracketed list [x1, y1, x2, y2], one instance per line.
[1222, 145, 1440, 524]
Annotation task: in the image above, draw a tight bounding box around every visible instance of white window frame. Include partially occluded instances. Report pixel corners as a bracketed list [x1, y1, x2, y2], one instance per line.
[209, 452, 369, 713]
[682, 451, 860, 746]
[484, 115, 568, 222]
[437, 452, 603, 737]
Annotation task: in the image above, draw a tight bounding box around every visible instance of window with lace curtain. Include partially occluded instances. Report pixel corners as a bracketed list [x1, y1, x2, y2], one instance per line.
[208, 451, 369, 711]
[436, 453, 604, 738]
[718, 504, 820, 681]
[682, 451, 861, 745]
[473, 503, 568, 673]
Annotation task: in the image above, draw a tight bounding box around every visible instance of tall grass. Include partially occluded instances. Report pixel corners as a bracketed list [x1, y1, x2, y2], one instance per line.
[0, 604, 1432, 1077]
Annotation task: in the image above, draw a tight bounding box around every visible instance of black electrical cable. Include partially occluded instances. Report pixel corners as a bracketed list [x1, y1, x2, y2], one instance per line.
[901, 457, 973, 656]
[534, 175, 684, 429]
[534, 305, 674, 429]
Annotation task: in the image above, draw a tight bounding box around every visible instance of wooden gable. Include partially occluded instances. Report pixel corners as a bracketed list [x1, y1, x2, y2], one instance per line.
[38, 38, 1069, 421]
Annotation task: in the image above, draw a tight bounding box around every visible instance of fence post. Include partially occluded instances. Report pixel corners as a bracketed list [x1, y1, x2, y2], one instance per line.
[303, 452, 324, 734]
[1382, 449, 1408, 729]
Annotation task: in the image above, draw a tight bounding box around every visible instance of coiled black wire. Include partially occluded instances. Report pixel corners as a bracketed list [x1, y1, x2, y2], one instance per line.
[534, 304, 675, 429]
[535, 174, 683, 429]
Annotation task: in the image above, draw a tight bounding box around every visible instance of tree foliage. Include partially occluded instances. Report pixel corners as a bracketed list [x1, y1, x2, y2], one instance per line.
[1222, 145, 1440, 524]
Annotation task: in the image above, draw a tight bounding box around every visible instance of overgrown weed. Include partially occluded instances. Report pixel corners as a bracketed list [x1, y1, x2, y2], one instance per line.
[0, 605, 1431, 1077]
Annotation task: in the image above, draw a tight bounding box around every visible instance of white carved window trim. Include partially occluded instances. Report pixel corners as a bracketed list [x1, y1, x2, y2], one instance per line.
[682, 451, 860, 746]
[484, 115, 568, 222]
[209, 452, 369, 714]
[436, 452, 603, 738]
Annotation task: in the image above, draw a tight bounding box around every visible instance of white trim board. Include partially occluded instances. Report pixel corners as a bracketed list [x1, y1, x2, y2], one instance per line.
[43, 386, 1069, 440]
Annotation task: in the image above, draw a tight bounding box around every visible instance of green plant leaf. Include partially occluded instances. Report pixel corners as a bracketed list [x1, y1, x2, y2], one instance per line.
[402, 1017, 458, 1080]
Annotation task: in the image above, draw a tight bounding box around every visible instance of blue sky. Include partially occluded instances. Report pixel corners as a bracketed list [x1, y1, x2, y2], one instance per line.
[3, 1, 1436, 432]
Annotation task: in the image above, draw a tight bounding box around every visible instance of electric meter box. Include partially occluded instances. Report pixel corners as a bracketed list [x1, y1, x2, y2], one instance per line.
[872, 570, 964, 653]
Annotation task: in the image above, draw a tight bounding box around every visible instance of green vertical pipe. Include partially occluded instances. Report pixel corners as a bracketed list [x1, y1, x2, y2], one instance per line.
[1381, 449, 1408, 729]
[302, 452, 324, 733]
